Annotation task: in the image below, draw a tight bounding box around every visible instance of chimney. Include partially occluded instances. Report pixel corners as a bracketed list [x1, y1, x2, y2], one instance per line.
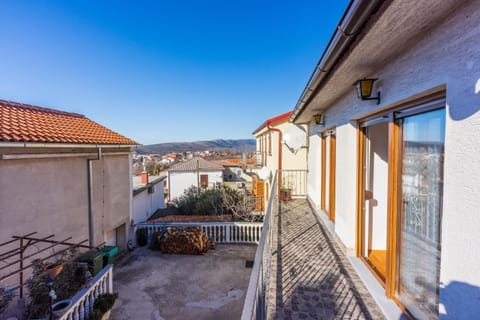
[141, 171, 149, 185]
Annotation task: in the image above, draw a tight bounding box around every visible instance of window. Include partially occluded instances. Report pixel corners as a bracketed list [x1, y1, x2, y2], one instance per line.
[268, 132, 272, 155]
[200, 174, 208, 188]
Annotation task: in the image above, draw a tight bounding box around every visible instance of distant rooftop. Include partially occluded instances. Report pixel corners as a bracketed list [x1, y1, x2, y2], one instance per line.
[0, 99, 137, 145]
[132, 174, 166, 190]
[168, 157, 224, 172]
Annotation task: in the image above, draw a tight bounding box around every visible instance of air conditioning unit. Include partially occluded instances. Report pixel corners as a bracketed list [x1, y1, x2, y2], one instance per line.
[148, 185, 155, 193]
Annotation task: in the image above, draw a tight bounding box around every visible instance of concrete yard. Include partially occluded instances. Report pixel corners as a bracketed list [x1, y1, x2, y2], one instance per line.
[111, 244, 256, 320]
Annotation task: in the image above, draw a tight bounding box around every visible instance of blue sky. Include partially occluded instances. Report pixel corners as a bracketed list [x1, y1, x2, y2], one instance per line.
[0, 1, 348, 144]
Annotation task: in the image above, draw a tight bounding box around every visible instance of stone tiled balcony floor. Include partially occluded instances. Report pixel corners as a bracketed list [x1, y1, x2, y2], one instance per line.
[268, 199, 385, 320]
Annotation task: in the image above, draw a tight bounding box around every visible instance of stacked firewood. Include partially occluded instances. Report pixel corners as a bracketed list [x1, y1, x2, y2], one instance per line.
[155, 227, 215, 255]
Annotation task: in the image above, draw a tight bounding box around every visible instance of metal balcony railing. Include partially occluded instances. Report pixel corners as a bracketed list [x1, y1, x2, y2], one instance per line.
[241, 173, 277, 320]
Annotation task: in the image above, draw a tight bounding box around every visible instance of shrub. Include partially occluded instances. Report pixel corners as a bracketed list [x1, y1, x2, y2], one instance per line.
[26, 258, 86, 319]
[89, 293, 117, 319]
[136, 228, 148, 246]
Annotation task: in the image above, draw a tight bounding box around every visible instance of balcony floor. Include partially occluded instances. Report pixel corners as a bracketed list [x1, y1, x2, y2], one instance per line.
[268, 199, 386, 320]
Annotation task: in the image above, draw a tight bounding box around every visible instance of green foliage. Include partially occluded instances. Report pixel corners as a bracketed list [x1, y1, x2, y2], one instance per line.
[136, 228, 148, 247]
[0, 287, 15, 315]
[26, 253, 87, 319]
[89, 293, 117, 319]
[174, 185, 252, 219]
[93, 293, 116, 313]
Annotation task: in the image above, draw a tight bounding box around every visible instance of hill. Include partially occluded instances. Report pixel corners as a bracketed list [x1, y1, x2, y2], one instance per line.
[135, 139, 256, 154]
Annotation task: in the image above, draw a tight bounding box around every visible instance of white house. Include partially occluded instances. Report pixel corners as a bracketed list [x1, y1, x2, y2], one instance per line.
[167, 158, 224, 201]
[252, 111, 308, 199]
[288, 0, 480, 318]
[132, 173, 166, 224]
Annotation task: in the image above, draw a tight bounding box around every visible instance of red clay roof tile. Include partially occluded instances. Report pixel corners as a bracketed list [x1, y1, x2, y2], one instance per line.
[0, 99, 137, 145]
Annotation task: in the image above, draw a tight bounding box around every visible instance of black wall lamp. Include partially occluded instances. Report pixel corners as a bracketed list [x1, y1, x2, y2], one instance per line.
[355, 78, 380, 104]
[314, 113, 325, 126]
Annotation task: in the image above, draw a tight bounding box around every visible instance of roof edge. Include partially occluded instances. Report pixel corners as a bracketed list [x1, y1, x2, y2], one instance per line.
[290, 0, 385, 123]
[252, 111, 292, 135]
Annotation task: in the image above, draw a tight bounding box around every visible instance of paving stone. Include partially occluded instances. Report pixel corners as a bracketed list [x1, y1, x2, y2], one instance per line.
[267, 200, 386, 320]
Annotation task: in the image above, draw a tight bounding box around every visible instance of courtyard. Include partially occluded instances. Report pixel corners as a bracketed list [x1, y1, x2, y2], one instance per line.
[111, 244, 256, 320]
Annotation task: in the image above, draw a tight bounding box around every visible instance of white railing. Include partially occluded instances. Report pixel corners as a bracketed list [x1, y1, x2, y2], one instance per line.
[137, 221, 263, 244]
[241, 173, 277, 320]
[59, 264, 113, 320]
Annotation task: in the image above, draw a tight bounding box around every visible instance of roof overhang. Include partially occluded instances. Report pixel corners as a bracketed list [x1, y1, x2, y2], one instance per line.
[0, 142, 139, 149]
[252, 111, 292, 135]
[290, 0, 465, 124]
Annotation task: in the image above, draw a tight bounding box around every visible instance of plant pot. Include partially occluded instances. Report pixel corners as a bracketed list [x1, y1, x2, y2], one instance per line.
[52, 299, 72, 317]
[45, 263, 63, 278]
[102, 309, 111, 320]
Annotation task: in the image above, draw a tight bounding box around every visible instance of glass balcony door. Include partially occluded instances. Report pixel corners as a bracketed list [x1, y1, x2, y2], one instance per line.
[396, 108, 445, 319]
[360, 120, 389, 281]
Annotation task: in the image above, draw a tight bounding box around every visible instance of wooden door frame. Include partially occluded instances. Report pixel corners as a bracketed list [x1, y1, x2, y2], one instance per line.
[320, 135, 326, 210]
[329, 133, 336, 222]
[356, 93, 446, 313]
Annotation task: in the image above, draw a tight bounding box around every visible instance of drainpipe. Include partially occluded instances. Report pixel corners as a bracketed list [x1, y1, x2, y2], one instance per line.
[266, 122, 282, 195]
[87, 148, 102, 247]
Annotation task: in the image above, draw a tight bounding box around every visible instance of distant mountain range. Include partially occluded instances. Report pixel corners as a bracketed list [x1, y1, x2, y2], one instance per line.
[135, 139, 256, 155]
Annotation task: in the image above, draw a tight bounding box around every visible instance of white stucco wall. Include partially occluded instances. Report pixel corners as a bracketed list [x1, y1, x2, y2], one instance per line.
[306, 2, 480, 317]
[132, 180, 165, 223]
[307, 133, 321, 207]
[168, 170, 223, 200]
[0, 150, 132, 251]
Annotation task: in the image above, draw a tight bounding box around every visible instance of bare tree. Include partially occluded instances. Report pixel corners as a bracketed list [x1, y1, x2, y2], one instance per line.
[219, 187, 260, 222]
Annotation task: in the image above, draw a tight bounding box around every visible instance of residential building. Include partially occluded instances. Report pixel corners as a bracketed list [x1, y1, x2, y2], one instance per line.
[167, 157, 224, 201]
[252, 111, 308, 208]
[132, 173, 166, 225]
[281, 0, 480, 318]
[0, 100, 137, 251]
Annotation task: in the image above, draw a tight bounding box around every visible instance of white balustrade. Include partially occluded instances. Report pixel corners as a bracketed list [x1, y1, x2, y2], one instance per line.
[137, 221, 263, 244]
[59, 264, 114, 320]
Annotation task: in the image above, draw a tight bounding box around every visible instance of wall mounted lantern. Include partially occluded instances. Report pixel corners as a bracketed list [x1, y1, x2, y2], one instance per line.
[314, 113, 325, 126]
[355, 78, 380, 104]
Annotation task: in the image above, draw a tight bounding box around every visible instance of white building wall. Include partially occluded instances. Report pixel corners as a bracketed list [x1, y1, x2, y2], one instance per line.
[307, 133, 321, 207]
[331, 123, 357, 251]
[306, 2, 480, 317]
[132, 181, 165, 223]
[168, 170, 223, 200]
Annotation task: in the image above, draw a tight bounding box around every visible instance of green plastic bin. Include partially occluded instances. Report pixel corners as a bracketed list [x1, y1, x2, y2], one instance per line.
[77, 250, 104, 276]
[100, 246, 119, 266]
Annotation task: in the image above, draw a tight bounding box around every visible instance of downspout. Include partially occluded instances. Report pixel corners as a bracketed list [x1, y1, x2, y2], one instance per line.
[87, 148, 102, 247]
[266, 122, 282, 195]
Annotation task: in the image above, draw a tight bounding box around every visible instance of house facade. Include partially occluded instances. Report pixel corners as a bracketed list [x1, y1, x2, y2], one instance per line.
[0, 100, 137, 251]
[132, 173, 166, 224]
[167, 157, 224, 201]
[252, 111, 308, 205]
[288, 0, 480, 318]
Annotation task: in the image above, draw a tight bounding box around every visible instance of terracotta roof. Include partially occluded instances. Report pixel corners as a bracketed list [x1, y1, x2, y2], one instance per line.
[252, 111, 292, 135]
[212, 159, 242, 167]
[0, 99, 137, 145]
[168, 157, 224, 172]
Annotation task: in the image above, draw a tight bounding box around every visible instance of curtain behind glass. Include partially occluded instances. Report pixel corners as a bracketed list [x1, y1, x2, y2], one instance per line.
[398, 108, 445, 319]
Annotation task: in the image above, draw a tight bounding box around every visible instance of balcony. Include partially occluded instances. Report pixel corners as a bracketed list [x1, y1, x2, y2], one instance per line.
[242, 171, 385, 319]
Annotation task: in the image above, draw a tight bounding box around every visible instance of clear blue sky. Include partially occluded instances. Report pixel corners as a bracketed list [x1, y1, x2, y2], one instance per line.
[0, 1, 348, 145]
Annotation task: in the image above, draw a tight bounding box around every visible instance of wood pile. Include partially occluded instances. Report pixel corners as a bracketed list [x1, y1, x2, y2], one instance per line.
[155, 227, 215, 255]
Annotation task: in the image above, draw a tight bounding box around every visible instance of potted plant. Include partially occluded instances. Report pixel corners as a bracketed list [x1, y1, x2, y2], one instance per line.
[280, 179, 293, 202]
[89, 293, 117, 320]
[44, 262, 64, 278]
[0, 287, 14, 315]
